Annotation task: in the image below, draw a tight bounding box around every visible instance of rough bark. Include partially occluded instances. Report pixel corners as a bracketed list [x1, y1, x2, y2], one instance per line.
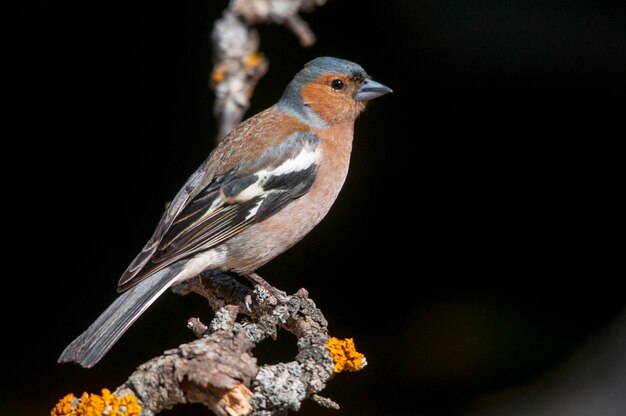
[114, 272, 337, 416]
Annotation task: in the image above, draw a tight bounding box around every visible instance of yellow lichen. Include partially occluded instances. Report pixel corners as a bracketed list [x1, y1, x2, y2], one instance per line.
[326, 337, 366, 373]
[51, 388, 141, 416]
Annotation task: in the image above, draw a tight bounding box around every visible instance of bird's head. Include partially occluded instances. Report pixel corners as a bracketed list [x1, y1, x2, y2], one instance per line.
[278, 57, 392, 125]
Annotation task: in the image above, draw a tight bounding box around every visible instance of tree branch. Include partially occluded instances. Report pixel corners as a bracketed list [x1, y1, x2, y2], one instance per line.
[114, 272, 336, 415]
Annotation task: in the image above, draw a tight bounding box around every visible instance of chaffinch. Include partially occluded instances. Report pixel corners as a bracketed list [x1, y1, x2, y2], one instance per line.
[59, 56, 391, 368]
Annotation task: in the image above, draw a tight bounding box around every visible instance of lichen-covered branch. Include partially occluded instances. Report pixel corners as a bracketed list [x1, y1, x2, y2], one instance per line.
[53, 272, 365, 416]
[210, 0, 327, 140]
[113, 272, 343, 415]
[115, 302, 257, 416]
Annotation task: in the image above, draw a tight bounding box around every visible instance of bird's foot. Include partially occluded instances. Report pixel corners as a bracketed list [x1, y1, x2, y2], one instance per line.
[244, 272, 290, 304]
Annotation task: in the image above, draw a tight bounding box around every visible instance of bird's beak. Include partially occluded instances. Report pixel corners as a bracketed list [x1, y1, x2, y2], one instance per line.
[354, 78, 393, 101]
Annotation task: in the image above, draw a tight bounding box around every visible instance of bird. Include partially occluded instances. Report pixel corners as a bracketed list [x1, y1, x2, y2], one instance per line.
[58, 56, 392, 368]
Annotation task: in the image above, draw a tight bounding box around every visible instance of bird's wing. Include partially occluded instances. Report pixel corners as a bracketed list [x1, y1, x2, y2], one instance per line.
[117, 130, 320, 291]
[116, 158, 215, 290]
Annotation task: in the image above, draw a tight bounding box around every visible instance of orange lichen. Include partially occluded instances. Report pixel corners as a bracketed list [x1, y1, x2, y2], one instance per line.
[243, 52, 265, 70]
[211, 53, 265, 86]
[51, 393, 77, 416]
[51, 388, 141, 416]
[326, 337, 366, 373]
[212, 63, 228, 84]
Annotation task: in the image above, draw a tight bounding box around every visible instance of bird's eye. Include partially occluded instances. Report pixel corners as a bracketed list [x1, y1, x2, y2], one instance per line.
[330, 79, 344, 90]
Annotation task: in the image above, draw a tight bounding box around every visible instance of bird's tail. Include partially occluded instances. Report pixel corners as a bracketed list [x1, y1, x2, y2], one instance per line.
[58, 261, 186, 368]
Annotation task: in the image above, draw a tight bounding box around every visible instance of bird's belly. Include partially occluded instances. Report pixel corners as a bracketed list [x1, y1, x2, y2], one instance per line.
[220, 153, 350, 273]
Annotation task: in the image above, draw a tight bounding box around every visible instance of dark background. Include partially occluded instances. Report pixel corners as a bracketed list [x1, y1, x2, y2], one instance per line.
[3, 1, 625, 415]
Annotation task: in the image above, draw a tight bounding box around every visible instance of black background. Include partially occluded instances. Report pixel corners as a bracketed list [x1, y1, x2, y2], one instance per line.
[3, 1, 625, 415]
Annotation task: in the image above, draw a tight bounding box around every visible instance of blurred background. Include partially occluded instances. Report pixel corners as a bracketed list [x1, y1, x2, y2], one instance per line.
[2, 1, 625, 415]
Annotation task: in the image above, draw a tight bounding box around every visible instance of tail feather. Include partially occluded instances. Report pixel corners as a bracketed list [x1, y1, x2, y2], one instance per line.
[58, 261, 186, 368]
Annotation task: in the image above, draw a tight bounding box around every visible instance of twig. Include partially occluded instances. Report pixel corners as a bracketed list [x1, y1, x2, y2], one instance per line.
[210, 0, 327, 140]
